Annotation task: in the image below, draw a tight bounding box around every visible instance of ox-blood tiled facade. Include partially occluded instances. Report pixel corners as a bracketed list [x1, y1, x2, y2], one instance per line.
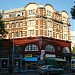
[0, 36, 71, 70]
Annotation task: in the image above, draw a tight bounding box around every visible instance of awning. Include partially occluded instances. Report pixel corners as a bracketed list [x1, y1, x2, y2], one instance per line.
[55, 58, 65, 61]
[45, 57, 65, 62]
[23, 57, 38, 61]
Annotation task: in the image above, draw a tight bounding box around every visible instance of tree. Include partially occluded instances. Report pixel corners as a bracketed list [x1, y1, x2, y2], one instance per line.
[72, 46, 75, 53]
[70, 3, 75, 19]
[72, 46, 75, 58]
[0, 14, 8, 51]
[0, 14, 8, 38]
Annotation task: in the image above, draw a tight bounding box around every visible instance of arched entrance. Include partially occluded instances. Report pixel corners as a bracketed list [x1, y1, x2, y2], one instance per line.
[1, 58, 8, 68]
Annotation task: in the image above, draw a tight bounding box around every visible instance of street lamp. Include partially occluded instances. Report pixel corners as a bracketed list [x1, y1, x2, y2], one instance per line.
[8, 20, 15, 73]
[11, 21, 15, 72]
[12, 30, 14, 68]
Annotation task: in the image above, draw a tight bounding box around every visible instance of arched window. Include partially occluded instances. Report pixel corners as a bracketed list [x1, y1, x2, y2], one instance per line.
[45, 45, 55, 52]
[25, 44, 38, 51]
[62, 47, 70, 53]
[10, 45, 22, 53]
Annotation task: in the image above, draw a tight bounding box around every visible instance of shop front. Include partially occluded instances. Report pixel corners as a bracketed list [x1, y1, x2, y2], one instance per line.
[22, 54, 39, 70]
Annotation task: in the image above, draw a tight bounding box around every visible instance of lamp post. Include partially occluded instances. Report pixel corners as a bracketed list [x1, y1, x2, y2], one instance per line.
[12, 30, 14, 70]
[8, 20, 15, 73]
[12, 21, 15, 72]
[11, 21, 15, 73]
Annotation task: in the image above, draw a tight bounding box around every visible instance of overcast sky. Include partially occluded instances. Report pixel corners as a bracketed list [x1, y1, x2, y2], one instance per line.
[0, 0, 75, 31]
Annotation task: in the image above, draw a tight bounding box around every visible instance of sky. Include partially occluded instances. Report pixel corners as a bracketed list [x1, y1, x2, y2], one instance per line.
[0, 0, 75, 31]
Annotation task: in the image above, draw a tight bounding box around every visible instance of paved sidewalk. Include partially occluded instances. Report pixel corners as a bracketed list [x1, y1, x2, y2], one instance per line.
[0, 71, 38, 75]
[0, 70, 38, 75]
[0, 69, 72, 75]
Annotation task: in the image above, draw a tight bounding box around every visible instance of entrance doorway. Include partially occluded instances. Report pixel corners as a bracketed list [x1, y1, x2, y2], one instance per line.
[1, 59, 8, 68]
[14, 58, 21, 68]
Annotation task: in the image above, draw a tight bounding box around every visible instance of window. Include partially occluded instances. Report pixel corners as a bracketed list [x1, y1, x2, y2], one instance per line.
[14, 45, 19, 53]
[12, 23, 14, 28]
[13, 45, 22, 53]
[63, 26, 67, 31]
[45, 45, 55, 52]
[48, 30, 49, 36]
[47, 10, 52, 17]
[47, 21, 52, 27]
[57, 33, 59, 39]
[14, 59, 21, 68]
[62, 16, 67, 22]
[28, 30, 34, 36]
[58, 46, 60, 50]
[20, 31, 22, 37]
[6, 24, 9, 29]
[28, 9, 35, 15]
[56, 24, 59, 29]
[25, 44, 38, 51]
[64, 34, 68, 40]
[16, 22, 18, 28]
[16, 31, 18, 37]
[47, 30, 52, 37]
[12, 32, 14, 38]
[20, 22, 22, 27]
[28, 20, 35, 26]
[1, 59, 8, 68]
[62, 47, 70, 53]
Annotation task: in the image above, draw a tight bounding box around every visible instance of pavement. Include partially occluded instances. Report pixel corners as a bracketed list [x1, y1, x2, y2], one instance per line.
[0, 71, 38, 75]
[0, 69, 73, 75]
[0, 69, 38, 75]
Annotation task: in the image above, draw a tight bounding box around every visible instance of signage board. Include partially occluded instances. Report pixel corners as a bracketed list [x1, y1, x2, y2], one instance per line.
[26, 54, 32, 57]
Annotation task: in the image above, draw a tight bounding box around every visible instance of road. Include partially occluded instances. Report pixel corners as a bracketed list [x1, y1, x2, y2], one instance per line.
[0, 71, 75, 75]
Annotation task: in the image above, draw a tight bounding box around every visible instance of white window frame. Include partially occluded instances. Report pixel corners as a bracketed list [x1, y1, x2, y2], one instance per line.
[62, 47, 70, 53]
[64, 34, 68, 40]
[20, 22, 22, 27]
[12, 23, 14, 28]
[28, 9, 35, 15]
[16, 22, 18, 28]
[25, 44, 38, 51]
[16, 31, 18, 37]
[47, 30, 52, 37]
[46, 10, 52, 17]
[20, 31, 22, 37]
[45, 45, 55, 52]
[28, 30, 34, 36]
[56, 24, 59, 29]
[28, 20, 35, 26]
[47, 21, 52, 27]
[12, 32, 14, 38]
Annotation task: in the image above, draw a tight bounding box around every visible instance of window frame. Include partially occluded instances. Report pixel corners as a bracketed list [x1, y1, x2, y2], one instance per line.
[45, 45, 55, 52]
[25, 44, 38, 51]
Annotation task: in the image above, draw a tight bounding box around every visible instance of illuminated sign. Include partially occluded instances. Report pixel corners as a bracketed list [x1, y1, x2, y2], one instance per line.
[26, 54, 32, 57]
